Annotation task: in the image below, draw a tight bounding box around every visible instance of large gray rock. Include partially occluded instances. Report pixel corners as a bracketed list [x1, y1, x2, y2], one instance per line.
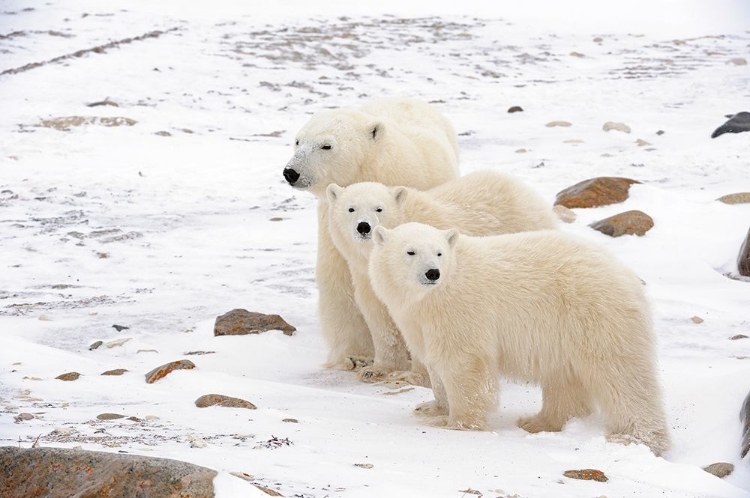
[0, 446, 216, 497]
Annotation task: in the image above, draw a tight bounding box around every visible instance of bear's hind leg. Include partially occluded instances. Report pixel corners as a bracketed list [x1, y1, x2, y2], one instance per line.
[517, 371, 592, 433]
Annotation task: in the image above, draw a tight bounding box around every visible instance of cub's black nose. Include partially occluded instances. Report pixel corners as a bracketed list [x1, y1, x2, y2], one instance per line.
[283, 168, 300, 184]
[357, 222, 371, 235]
[425, 269, 440, 281]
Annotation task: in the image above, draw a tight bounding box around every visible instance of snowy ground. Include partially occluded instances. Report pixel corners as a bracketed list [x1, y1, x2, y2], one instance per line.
[1, 0, 750, 496]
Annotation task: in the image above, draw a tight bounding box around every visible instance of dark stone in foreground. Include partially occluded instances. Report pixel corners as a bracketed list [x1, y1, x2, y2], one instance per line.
[145, 360, 196, 384]
[711, 112, 750, 138]
[563, 469, 608, 482]
[507, 106, 524, 113]
[741, 390, 750, 458]
[589, 210, 654, 237]
[555, 177, 640, 209]
[214, 309, 296, 337]
[0, 446, 216, 498]
[195, 394, 257, 409]
[738, 227, 750, 277]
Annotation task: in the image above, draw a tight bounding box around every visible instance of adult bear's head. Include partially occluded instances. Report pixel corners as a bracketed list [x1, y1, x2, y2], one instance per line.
[283, 109, 385, 198]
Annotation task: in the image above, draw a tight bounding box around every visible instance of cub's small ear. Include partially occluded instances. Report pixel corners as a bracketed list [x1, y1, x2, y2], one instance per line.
[326, 183, 343, 204]
[392, 186, 408, 205]
[373, 226, 389, 246]
[367, 121, 385, 141]
[445, 228, 460, 248]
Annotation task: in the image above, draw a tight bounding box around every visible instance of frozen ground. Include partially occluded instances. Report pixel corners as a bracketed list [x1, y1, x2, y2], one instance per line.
[1, 0, 750, 496]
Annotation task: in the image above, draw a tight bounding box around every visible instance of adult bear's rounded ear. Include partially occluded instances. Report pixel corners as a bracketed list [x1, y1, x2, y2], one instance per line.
[367, 121, 385, 141]
[373, 226, 389, 246]
[392, 186, 408, 205]
[326, 183, 343, 204]
[445, 228, 460, 248]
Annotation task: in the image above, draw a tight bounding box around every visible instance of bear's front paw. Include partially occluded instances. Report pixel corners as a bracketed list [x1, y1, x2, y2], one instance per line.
[517, 414, 562, 434]
[414, 400, 449, 417]
[345, 356, 374, 371]
[446, 418, 488, 431]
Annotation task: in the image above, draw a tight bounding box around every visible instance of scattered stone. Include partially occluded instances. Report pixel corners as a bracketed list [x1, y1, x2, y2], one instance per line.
[739, 227, 750, 277]
[97, 413, 125, 420]
[603, 121, 631, 133]
[14, 413, 34, 423]
[635, 139, 651, 146]
[145, 360, 196, 384]
[145, 415, 160, 421]
[656, 130, 665, 136]
[553, 205, 577, 223]
[515, 148, 527, 153]
[554, 177, 640, 208]
[703, 462, 734, 478]
[189, 436, 208, 449]
[86, 99, 119, 108]
[127, 416, 143, 422]
[731, 334, 748, 340]
[56, 372, 80, 381]
[570, 51, 585, 57]
[354, 463, 374, 469]
[563, 469, 608, 482]
[741, 390, 750, 458]
[155, 131, 171, 137]
[112, 324, 130, 332]
[229, 471, 254, 482]
[106, 337, 131, 348]
[458, 488, 482, 495]
[214, 309, 296, 337]
[718, 193, 750, 205]
[563, 139, 584, 144]
[589, 210, 654, 237]
[253, 483, 283, 496]
[712, 112, 750, 139]
[0, 447, 217, 497]
[729, 58, 747, 66]
[38, 314, 51, 321]
[137, 349, 159, 354]
[88, 340, 103, 350]
[255, 436, 293, 449]
[195, 394, 257, 410]
[269, 217, 283, 222]
[282, 418, 298, 423]
[691, 316, 704, 324]
[101, 368, 128, 376]
[38, 116, 137, 131]
[507, 106, 523, 113]
[546, 120, 572, 128]
[593, 37, 603, 43]
[184, 350, 216, 356]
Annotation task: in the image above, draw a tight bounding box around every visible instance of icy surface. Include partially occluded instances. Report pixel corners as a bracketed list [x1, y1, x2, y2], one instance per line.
[1, 1, 750, 497]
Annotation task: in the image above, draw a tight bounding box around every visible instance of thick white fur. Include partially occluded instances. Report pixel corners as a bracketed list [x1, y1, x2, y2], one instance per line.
[327, 171, 558, 383]
[284, 99, 459, 369]
[368, 222, 670, 456]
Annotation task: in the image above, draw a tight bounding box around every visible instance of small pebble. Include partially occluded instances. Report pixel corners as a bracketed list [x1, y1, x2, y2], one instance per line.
[89, 341, 103, 351]
[282, 418, 299, 423]
[691, 316, 704, 324]
[56, 372, 81, 381]
[546, 120, 572, 128]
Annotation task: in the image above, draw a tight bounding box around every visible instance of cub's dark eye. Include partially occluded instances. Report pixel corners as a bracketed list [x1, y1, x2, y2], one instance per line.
[348, 208, 355, 213]
[407, 251, 415, 256]
[375, 208, 383, 213]
[437, 252, 442, 257]
[295, 139, 299, 146]
[321, 145, 332, 150]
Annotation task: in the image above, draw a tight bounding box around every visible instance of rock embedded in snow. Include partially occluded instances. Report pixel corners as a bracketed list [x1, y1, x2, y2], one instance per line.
[144, 359, 196, 384]
[589, 210, 654, 237]
[718, 192, 750, 205]
[101, 368, 128, 376]
[14, 413, 34, 423]
[603, 121, 631, 133]
[691, 316, 704, 324]
[38, 116, 137, 131]
[55, 372, 81, 381]
[88, 340, 103, 350]
[570, 51, 585, 57]
[729, 58, 747, 66]
[554, 177, 640, 208]
[0, 447, 216, 498]
[195, 394, 257, 409]
[515, 148, 527, 153]
[214, 309, 296, 337]
[738, 227, 750, 277]
[106, 337, 131, 348]
[635, 138, 650, 146]
[742, 390, 750, 458]
[731, 334, 748, 340]
[507, 105, 523, 113]
[702, 462, 734, 478]
[546, 120, 572, 127]
[97, 413, 125, 420]
[711, 112, 750, 139]
[563, 469, 608, 482]
[553, 205, 577, 223]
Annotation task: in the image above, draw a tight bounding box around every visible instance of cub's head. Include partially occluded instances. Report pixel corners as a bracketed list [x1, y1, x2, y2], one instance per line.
[326, 182, 402, 261]
[283, 109, 385, 197]
[370, 222, 459, 301]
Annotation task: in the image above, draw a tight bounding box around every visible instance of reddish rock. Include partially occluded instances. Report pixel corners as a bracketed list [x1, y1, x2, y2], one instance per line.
[214, 309, 296, 337]
[56, 372, 81, 381]
[589, 210, 654, 237]
[555, 177, 640, 208]
[145, 360, 195, 384]
[195, 394, 257, 410]
[0, 447, 216, 498]
[738, 227, 750, 277]
[563, 469, 608, 482]
[101, 369, 128, 376]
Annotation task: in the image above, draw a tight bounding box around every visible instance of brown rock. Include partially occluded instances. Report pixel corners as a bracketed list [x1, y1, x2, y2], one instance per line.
[97, 413, 125, 420]
[717, 193, 750, 204]
[570, 51, 585, 58]
[703, 462, 734, 478]
[691, 316, 704, 324]
[739, 227, 750, 277]
[546, 120, 572, 127]
[0, 447, 216, 498]
[553, 205, 577, 223]
[14, 413, 34, 423]
[635, 138, 651, 146]
[555, 177, 640, 208]
[603, 121, 631, 133]
[282, 418, 299, 423]
[39, 116, 137, 131]
[253, 483, 283, 496]
[507, 106, 524, 113]
[214, 309, 296, 337]
[145, 360, 195, 384]
[589, 210, 654, 237]
[101, 368, 128, 376]
[56, 372, 80, 381]
[731, 334, 748, 340]
[563, 469, 608, 482]
[195, 394, 257, 410]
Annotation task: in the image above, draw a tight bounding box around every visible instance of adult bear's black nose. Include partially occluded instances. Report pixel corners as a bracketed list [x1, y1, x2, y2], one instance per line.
[425, 269, 440, 281]
[357, 222, 371, 235]
[283, 168, 300, 185]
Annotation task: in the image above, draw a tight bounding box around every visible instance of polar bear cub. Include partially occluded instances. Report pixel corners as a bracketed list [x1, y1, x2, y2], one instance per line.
[283, 98, 460, 370]
[368, 222, 670, 456]
[326, 171, 558, 385]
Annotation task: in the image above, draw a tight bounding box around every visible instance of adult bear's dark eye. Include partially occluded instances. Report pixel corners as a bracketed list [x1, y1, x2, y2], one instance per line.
[321, 145, 332, 150]
[375, 208, 383, 212]
[348, 208, 355, 213]
[437, 252, 442, 257]
[407, 251, 415, 256]
[295, 139, 299, 146]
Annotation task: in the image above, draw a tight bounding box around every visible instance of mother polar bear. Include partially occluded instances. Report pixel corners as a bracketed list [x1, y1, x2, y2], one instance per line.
[282, 98, 459, 369]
